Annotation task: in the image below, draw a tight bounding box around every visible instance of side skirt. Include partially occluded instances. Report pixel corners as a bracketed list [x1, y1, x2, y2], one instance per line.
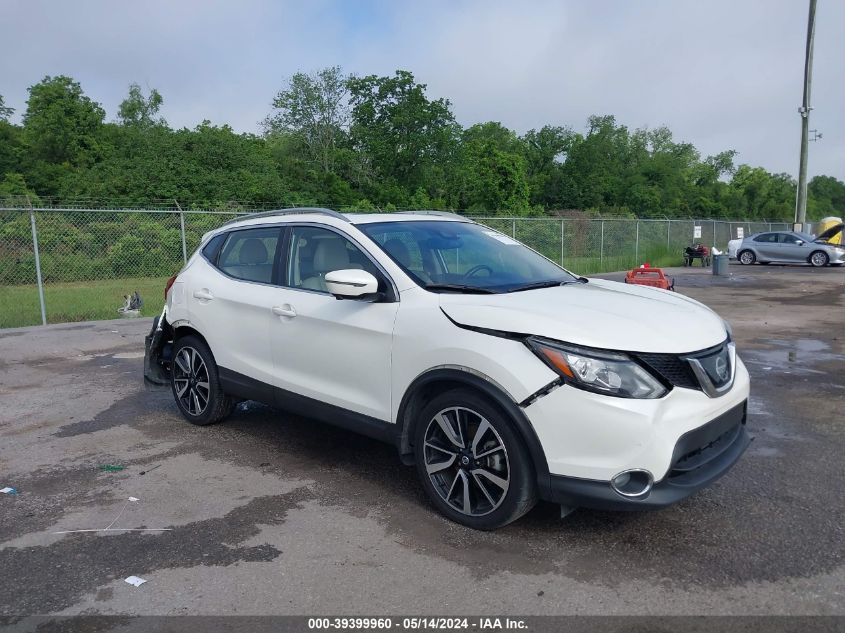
[217, 367, 399, 447]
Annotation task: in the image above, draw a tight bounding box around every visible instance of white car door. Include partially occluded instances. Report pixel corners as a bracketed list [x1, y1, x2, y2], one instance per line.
[269, 224, 399, 422]
[187, 226, 282, 390]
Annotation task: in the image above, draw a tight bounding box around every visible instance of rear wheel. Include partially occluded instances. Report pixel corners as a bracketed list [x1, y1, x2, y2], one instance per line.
[809, 251, 829, 267]
[739, 250, 756, 265]
[413, 389, 537, 530]
[171, 335, 233, 426]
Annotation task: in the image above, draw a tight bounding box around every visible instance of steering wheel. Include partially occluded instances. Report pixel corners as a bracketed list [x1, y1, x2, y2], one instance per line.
[463, 264, 493, 278]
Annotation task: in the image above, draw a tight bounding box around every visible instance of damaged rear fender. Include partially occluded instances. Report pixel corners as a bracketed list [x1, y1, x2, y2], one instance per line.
[143, 307, 173, 387]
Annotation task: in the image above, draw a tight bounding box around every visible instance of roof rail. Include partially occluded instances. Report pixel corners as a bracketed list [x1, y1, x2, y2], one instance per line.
[396, 210, 470, 221]
[219, 207, 348, 227]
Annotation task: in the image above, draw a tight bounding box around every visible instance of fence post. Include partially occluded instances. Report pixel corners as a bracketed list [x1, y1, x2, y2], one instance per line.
[512, 218, 516, 239]
[667, 219, 671, 248]
[560, 219, 565, 266]
[600, 220, 605, 266]
[175, 200, 187, 264]
[635, 220, 640, 263]
[28, 208, 47, 326]
[713, 220, 717, 247]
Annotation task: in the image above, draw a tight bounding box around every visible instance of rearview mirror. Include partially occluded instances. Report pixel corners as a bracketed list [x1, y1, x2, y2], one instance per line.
[325, 269, 379, 300]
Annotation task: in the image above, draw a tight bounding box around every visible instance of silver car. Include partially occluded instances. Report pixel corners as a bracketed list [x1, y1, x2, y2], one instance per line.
[736, 224, 844, 267]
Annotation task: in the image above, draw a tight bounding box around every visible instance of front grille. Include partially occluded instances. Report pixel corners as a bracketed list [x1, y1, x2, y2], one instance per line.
[634, 352, 700, 390]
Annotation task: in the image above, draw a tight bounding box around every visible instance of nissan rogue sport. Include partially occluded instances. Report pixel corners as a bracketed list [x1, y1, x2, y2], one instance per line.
[145, 208, 750, 529]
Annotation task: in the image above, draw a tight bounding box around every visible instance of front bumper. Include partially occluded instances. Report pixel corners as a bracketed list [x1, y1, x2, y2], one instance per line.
[524, 353, 751, 508]
[543, 401, 750, 510]
[827, 249, 845, 264]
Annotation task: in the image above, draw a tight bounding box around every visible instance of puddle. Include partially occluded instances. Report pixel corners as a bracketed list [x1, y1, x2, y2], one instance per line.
[743, 338, 845, 375]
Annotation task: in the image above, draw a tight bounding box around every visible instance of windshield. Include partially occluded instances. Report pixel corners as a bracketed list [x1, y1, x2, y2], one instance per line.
[358, 220, 577, 293]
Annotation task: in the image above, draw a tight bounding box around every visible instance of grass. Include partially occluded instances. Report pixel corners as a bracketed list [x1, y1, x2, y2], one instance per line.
[0, 276, 169, 329]
[0, 246, 684, 329]
[563, 246, 682, 275]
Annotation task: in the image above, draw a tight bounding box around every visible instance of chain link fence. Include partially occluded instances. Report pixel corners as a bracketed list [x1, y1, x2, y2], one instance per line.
[0, 203, 794, 328]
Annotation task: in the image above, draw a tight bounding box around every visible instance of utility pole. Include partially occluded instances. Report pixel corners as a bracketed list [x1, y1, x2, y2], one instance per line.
[794, 0, 817, 231]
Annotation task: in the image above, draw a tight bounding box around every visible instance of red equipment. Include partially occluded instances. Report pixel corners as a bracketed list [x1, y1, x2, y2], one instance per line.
[624, 267, 675, 291]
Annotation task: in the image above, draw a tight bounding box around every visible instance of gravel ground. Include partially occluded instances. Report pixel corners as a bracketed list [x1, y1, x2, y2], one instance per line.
[0, 263, 843, 617]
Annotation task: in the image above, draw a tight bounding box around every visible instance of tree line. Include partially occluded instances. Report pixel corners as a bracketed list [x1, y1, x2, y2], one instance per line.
[1, 68, 843, 220]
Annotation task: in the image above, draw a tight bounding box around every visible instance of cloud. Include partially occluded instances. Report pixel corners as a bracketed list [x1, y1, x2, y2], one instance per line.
[0, 0, 841, 177]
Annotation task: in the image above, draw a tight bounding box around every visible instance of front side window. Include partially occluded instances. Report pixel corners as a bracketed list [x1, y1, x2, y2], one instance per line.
[779, 234, 804, 244]
[216, 228, 279, 283]
[285, 226, 381, 293]
[754, 233, 778, 243]
[359, 221, 577, 293]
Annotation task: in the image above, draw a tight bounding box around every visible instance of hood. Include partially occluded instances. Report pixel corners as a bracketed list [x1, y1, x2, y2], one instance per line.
[439, 278, 727, 354]
[816, 223, 844, 243]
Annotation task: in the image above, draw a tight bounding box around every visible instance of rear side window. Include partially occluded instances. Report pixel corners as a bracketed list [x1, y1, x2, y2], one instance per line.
[754, 233, 778, 243]
[216, 228, 280, 283]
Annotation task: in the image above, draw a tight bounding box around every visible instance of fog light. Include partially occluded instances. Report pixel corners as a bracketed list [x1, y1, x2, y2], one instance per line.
[611, 469, 653, 498]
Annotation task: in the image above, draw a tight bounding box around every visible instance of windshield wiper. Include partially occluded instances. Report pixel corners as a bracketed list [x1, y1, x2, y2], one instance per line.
[423, 283, 498, 294]
[506, 278, 586, 293]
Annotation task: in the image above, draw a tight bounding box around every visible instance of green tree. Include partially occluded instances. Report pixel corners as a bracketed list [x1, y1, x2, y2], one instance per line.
[453, 122, 530, 213]
[729, 166, 794, 220]
[0, 107, 22, 178]
[117, 83, 165, 128]
[520, 125, 573, 207]
[0, 94, 13, 121]
[808, 175, 845, 218]
[22, 76, 105, 166]
[264, 67, 351, 174]
[348, 70, 458, 199]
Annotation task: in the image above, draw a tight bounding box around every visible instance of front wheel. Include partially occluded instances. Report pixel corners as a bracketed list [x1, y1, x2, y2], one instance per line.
[171, 335, 233, 426]
[413, 389, 537, 530]
[809, 250, 829, 267]
[738, 250, 756, 265]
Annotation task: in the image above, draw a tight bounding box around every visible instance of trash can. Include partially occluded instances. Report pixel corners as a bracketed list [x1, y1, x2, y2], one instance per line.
[712, 254, 729, 276]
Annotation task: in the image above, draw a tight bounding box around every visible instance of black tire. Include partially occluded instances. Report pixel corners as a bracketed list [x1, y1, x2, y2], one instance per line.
[171, 335, 234, 426]
[738, 250, 756, 265]
[413, 388, 537, 530]
[809, 250, 829, 267]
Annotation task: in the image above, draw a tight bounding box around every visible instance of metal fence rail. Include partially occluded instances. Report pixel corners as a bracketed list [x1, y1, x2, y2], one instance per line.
[0, 206, 794, 329]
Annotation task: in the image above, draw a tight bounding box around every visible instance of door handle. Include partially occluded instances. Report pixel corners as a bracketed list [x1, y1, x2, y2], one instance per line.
[193, 289, 214, 301]
[272, 305, 297, 318]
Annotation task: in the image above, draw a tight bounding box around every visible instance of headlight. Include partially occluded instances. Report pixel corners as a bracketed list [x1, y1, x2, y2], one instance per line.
[526, 338, 667, 399]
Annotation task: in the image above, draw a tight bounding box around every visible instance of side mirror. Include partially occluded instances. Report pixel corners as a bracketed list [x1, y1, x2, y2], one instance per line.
[796, 240, 804, 245]
[325, 269, 379, 300]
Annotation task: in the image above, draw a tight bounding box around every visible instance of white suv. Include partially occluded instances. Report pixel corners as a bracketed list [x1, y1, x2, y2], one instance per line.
[145, 209, 750, 529]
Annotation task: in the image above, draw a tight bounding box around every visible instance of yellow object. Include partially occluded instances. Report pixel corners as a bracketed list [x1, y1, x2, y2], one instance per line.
[817, 217, 843, 245]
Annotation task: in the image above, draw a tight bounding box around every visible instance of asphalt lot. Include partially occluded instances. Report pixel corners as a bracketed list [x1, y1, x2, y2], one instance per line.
[1, 263, 844, 617]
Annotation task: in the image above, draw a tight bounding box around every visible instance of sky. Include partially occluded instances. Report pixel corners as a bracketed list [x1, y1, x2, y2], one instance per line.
[0, 0, 842, 179]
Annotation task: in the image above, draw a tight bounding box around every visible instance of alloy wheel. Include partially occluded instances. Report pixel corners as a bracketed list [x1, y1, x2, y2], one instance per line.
[739, 251, 754, 265]
[173, 346, 210, 416]
[423, 407, 510, 517]
[811, 251, 828, 267]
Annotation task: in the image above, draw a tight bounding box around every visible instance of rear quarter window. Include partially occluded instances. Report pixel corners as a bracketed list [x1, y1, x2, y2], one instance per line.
[201, 233, 226, 263]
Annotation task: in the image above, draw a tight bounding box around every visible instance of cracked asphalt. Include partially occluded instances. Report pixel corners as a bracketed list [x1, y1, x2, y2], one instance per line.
[1, 264, 844, 617]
